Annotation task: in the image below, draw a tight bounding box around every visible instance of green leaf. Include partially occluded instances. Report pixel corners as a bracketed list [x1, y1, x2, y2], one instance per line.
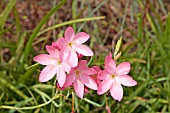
[37, 16, 105, 37]
[0, 0, 17, 31]
[0, 77, 29, 100]
[72, 0, 77, 30]
[87, 56, 96, 67]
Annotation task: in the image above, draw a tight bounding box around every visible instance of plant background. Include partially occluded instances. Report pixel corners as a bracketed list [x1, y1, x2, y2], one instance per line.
[0, 0, 170, 113]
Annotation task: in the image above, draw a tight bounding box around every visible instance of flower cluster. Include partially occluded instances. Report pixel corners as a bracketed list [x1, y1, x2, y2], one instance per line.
[33, 27, 137, 101]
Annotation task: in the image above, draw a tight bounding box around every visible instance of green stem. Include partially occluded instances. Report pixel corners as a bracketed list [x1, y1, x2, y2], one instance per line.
[83, 98, 105, 107]
[0, 94, 59, 110]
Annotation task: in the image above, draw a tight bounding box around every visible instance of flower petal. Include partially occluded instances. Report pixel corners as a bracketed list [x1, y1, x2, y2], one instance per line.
[60, 47, 77, 69]
[73, 44, 94, 56]
[61, 62, 71, 73]
[117, 75, 137, 86]
[60, 46, 69, 62]
[33, 54, 56, 65]
[57, 66, 66, 87]
[68, 49, 78, 67]
[52, 41, 59, 49]
[63, 71, 75, 87]
[39, 66, 57, 82]
[105, 54, 116, 74]
[82, 67, 96, 75]
[57, 38, 67, 49]
[97, 77, 113, 95]
[80, 74, 97, 90]
[74, 32, 90, 44]
[92, 66, 101, 73]
[46, 45, 59, 58]
[65, 27, 75, 42]
[116, 62, 131, 75]
[76, 60, 87, 70]
[74, 78, 84, 99]
[110, 81, 123, 101]
[97, 70, 110, 80]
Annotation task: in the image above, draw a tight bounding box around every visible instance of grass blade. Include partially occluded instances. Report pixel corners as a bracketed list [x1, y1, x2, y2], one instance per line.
[21, 0, 67, 64]
[37, 16, 105, 37]
[0, 0, 17, 31]
[0, 77, 29, 100]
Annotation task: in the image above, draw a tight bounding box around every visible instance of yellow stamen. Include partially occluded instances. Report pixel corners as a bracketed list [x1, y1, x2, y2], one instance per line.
[57, 60, 61, 65]
[111, 74, 115, 78]
[75, 70, 80, 77]
[68, 42, 72, 47]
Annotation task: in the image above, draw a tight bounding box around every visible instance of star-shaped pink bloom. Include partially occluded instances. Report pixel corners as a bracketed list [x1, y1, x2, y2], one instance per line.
[57, 27, 94, 67]
[33, 45, 71, 87]
[97, 53, 137, 101]
[63, 60, 97, 99]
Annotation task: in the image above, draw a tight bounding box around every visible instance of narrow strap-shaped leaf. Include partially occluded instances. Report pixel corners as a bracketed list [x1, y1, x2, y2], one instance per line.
[21, 0, 67, 63]
[0, 0, 17, 31]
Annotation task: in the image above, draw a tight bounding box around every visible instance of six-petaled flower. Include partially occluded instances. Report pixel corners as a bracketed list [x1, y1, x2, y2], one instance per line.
[33, 45, 71, 87]
[97, 53, 137, 101]
[57, 27, 94, 67]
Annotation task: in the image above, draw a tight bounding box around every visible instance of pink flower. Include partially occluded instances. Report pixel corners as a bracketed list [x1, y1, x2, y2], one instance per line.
[63, 60, 97, 99]
[91, 66, 102, 85]
[33, 45, 71, 87]
[51, 41, 59, 49]
[97, 53, 137, 101]
[57, 27, 94, 67]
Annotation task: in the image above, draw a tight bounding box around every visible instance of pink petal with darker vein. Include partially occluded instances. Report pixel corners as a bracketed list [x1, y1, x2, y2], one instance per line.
[76, 60, 87, 70]
[46, 45, 59, 58]
[63, 71, 75, 87]
[105, 55, 116, 74]
[67, 49, 78, 67]
[97, 77, 113, 95]
[57, 38, 67, 49]
[74, 78, 84, 99]
[33, 54, 56, 65]
[80, 74, 97, 90]
[39, 65, 57, 82]
[74, 32, 90, 44]
[110, 81, 123, 101]
[65, 27, 75, 42]
[97, 70, 110, 80]
[82, 67, 96, 75]
[57, 66, 66, 87]
[73, 44, 94, 56]
[117, 75, 137, 86]
[116, 62, 131, 75]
